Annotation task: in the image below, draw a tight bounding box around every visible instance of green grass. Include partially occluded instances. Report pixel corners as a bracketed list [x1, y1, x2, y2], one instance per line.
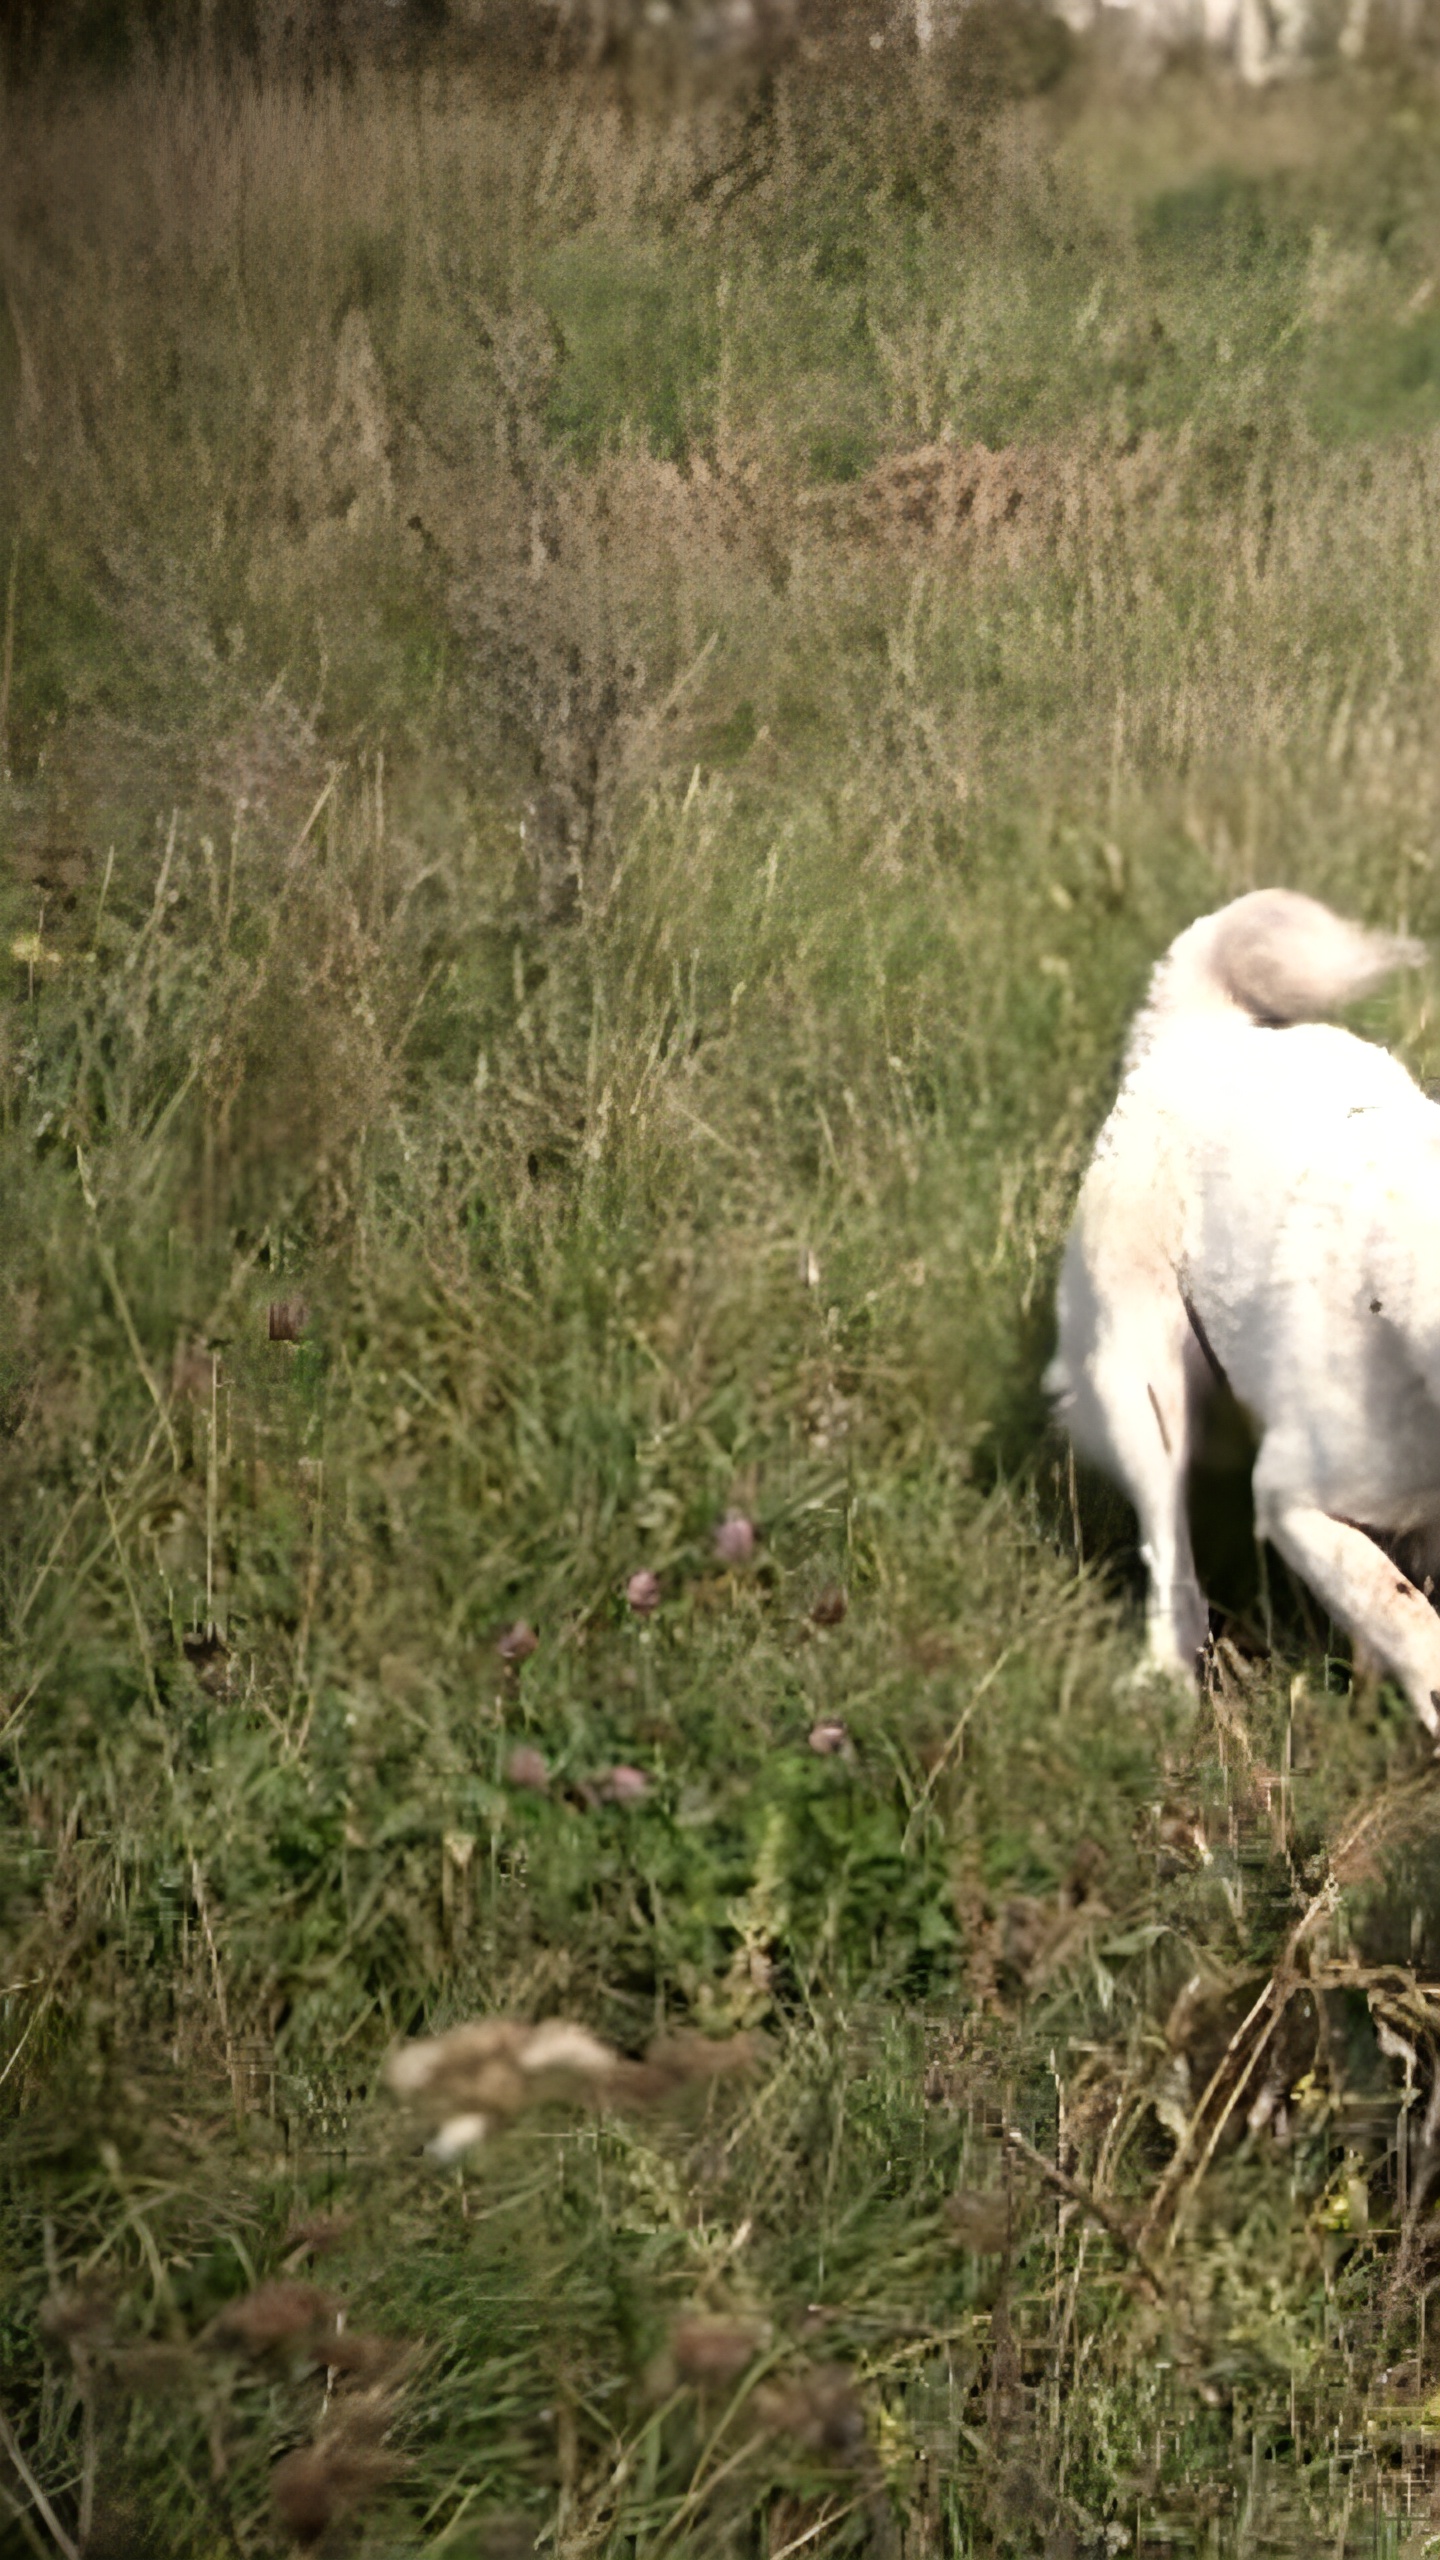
[11, 14, 1440, 2556]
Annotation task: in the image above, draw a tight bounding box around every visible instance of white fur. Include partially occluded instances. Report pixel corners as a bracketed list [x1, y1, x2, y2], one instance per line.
[1047, 888, 1440, 1733]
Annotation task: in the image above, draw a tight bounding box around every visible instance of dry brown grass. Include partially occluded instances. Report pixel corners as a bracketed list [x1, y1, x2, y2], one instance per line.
[11, 23, 1440, 2556]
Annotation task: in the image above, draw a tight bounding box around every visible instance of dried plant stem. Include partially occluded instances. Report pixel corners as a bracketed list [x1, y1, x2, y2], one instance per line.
[124, 810, 179, 991]
[1139, 1903, 1332, 2254]
[0, 531, 17, 777]
[648, 2431, 769, 2557]
[1002, 2122, 1167, 2305]
[1381, 2034, 1440, 2319]
[0, 2401, 78, 2560]
[6, 1411, 177, 1752]
[205, 1355, 219, 1642]
[102, 1487, 176, 1776]
[287, 1460, 324, 1759]
[0, 1985, 52, 2095]
[190, 1854, 245, 2118]
[77, 2392, 95, 2552]
[76, 1148, 179, 1469]
[770, 2496, 865, 2559]
[15, 1482, 93, 1635]
[903, 1644, 1014, 1850]
[1142, 1774, 1440, 2250]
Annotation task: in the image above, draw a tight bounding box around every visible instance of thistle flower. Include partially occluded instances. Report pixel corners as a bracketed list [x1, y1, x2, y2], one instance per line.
[597, 1763, 651, 1803]
[808, 1719, 848, 1756]
[714, 1511, 756, 1565]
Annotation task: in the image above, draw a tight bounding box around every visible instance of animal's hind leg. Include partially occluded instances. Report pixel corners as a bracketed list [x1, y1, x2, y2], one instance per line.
[1253, 1475, 1440, 1739]
[1080, 1299, 1209, 1684]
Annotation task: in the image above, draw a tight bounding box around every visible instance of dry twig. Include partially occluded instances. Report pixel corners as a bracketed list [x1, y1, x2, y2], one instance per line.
[1002, 2122, 1167, 2305]
[1140, 1772, 1440, 2250]
[0, 2401, 78, 2560]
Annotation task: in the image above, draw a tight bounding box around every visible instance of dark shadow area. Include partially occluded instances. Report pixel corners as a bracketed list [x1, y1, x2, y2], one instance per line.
[1052, 1372, 1362, 1677]
[0, 0, 1077, 86]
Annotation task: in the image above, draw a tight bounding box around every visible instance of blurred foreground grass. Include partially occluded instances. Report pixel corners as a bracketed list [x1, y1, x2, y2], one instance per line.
[11, 10, 1440, 2552]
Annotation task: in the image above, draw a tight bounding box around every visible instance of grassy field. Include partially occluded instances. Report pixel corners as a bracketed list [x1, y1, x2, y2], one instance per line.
[12, 9, 1440, 2552]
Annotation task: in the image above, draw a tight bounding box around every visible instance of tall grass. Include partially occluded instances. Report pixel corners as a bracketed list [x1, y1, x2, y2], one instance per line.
[9, 20, 1440, 2556]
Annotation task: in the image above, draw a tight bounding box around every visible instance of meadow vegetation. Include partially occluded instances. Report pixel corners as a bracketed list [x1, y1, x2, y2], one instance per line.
[12, 6, 1440, 2550]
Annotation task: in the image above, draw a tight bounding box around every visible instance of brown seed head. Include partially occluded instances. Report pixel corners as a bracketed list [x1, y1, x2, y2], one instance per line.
[211, 2281, 336, 2355]
[271, 2434, 399, 2544]
[755, 2364, 866, 2459]
[497, 1621, 538, 1664]
[321, 2329, 404, 2383]
[618, 2028, 761, 2102]
[671, 2314, 768, 2386]
[268, 1298, 309, 1343]
[271, 2447, 334, 2543]
[810, 1584, 848, 1626]
[283, 2210, 353, 2263]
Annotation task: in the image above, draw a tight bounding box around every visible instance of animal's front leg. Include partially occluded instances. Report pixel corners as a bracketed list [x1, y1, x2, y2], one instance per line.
[1136, 1474, 1209, 1685]
[1254, 1482, 1440, 1738]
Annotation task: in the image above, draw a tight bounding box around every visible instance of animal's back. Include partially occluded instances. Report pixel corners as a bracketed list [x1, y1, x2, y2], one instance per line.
[1161, 1017, 1440, 1402]
[1050, 892, 1428, 1413]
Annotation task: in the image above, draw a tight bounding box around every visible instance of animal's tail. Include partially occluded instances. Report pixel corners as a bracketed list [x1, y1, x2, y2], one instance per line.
[1145, 888, 1424, 1032]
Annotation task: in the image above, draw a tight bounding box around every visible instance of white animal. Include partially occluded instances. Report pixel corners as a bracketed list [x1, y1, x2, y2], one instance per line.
[1047, 887, 1440, 1734]
[1018, 0, 1369, 83]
